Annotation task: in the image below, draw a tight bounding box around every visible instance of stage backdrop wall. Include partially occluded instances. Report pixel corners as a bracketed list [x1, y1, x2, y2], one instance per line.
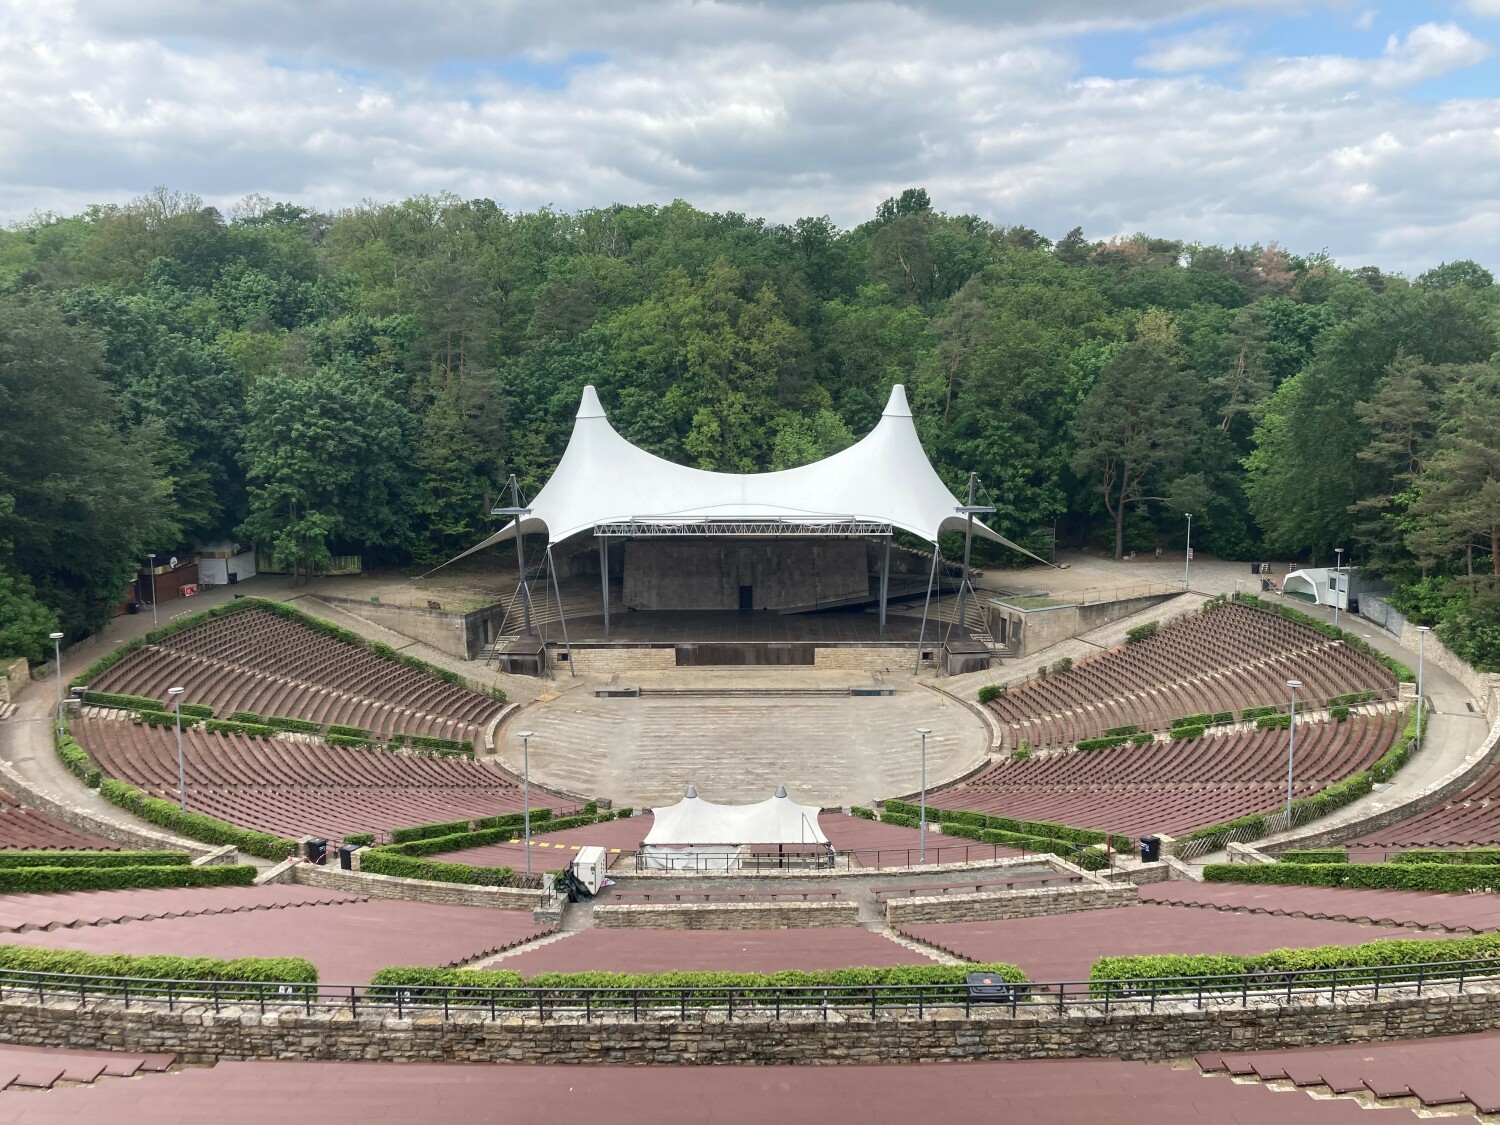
[622, 540, 867, 612]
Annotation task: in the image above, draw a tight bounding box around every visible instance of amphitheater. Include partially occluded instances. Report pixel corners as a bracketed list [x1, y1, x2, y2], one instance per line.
[0, 394, 1497, 1122]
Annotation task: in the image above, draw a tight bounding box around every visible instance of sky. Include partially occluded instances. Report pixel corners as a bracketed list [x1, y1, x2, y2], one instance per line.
[2, 0, 1498, 274]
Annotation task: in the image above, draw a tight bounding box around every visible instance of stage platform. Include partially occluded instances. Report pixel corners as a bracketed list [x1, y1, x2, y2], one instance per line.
[546, 609, 945, 646]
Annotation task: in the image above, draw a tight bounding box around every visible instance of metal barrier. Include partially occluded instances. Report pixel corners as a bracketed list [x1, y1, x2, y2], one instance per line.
[5, 958, 1499, 1023]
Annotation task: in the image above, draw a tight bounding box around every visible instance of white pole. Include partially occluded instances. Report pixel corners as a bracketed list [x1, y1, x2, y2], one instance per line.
[1184, 513, 1192, 590]
[916, 726, 931, 865]
[1417, 626, 1429, 747]
[49, 632, 64, 733]
[1334, 547, 1344, 630]
[518, 730, 534, 877]
[169, 686, 186, 810]
[147, 553, 158, 627]
[1285, 678, 1301, 823]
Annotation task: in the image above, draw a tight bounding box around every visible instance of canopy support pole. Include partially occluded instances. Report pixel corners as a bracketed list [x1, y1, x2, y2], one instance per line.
[546, 544, 575, 677]
[879, 536, 891, 639]
[507, 477, 534, 636]
[914, 546, 940, 674]
[956, 473, 977, 635]
[599, 538, 610, 637]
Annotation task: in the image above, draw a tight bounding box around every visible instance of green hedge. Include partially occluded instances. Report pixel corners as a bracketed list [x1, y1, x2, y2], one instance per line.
[0, 850, 188, 869]
[896, 801, 1130, 853]
[0, 945, 317, 992]
[1170, 713, 1213, 729]
[84, 690, 165, 712]
[367, 962, 1029, 1006]
[342, 833, 375, 847]
[1075, 734, 1128, 752]
[1392, 849, 1500, 866]
[940, 823, 1110, 870]
[1330, 690, 1379, 707]
[976, 684, 1002, 704]
[476, 809, 551, 830]
[1332, 706, 1350, 722]
[55, 733, 102, 788]
[1203, 861, 1500, 893]
[1090, 932, 1500, 996]
[264, 715, 321, 734]
[203, 718, 276, 738]
[359, 850, 533, 888]
[1277, 849, 1348, 864]
[880, 811, 919, 828]
[1125, 621, 1159, 644]
[1256, 713, 1291, 730]
[0, 863, 257, 895]
[1231, 594, 1415, 681]
[850, 806, 875, 820]
[229, 710, 263, 724]
[402, 733, 474, 754]
[326, 733, 375, 748]
[98, 779, 297, 861]
[1171, 724, 1206, 740]
[388, 819, 473, 844]
[375, 826, 517, 857]
[1240, 705, 1278, 720]
[1103, 724, 1139, 736]
[1130, 732, 1156, 746]
[326, 724, 370, 740]
[176, 703, 214, 721]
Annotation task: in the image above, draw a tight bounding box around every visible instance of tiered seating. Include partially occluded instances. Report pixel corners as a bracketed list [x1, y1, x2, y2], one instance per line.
[1140, 882, 1500, 933]
[73, 718, 548, 841]
[931, 713, 1398, 837]
[0, 791, 121, 851]
[989, 603, 1396, 750]
[1352, 757, 1500, 854]
[89, 607, 503, 742]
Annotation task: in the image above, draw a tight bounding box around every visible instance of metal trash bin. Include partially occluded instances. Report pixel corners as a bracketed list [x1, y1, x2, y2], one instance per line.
[966, 972, 1020, 1004]
[338, 844, 356, 870]
[1139, 835, 1161, 864]
[305, 838, 328, 865]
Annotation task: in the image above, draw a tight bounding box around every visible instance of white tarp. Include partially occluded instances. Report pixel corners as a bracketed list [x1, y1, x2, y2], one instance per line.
[454, 384, 1049, 561]
[644, 788, 829, 846]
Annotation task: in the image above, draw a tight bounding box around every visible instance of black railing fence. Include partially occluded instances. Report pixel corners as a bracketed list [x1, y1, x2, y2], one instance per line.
[3, 958, 1498, 1023]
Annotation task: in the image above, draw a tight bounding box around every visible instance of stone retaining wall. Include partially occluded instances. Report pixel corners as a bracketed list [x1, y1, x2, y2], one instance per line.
[566, 648, 677, 674]
[7, 981, 1500, 1066]
[884, 882, 1136, 925]
[593, 901, 858, 929]
[289, 862, 548, 910]
[811, 649, 907, 672]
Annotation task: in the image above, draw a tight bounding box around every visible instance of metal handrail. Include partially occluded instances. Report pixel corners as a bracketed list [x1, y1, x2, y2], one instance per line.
[5, 958, 1497, 1023]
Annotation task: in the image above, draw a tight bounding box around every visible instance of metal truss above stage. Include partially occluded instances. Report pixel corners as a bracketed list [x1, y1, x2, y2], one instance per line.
[593, 519, 893, 538]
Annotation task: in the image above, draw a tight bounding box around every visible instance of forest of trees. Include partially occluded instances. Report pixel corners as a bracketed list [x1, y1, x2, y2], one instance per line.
[0, 186, 1496, 670]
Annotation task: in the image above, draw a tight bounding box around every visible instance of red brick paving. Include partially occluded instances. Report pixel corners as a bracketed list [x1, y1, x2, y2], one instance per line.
[488, 927, 928, 975]
[0, 1057, 1438, 1123]
[900, 904, 1420, 981]
[4, 899, 550, 984]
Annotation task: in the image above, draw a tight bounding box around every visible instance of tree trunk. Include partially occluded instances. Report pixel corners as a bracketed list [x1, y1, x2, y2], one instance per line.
[1114, 472, 1131, 559]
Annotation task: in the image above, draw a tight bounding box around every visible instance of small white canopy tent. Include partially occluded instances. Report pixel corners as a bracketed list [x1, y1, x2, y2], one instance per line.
[639, 786, 830, 872]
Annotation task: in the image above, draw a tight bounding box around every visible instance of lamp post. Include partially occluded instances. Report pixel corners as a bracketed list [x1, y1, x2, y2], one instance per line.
[49, 632, 64, 734]
[916, 727, 932, 865]
[1417, 626, 1430, 747]
[1333, 547, 1344, 631]
[147, 553, 158, 627]
[517, 730, 534, 877]
[1285, 679, 1302, 823]
[1184, 512, 1193, 590]
[168, 686, 186, 811]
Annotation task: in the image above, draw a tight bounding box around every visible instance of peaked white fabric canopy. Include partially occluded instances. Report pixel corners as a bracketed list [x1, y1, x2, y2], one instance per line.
[457, 384, 1046, 561]
[644, 788, 829, 846]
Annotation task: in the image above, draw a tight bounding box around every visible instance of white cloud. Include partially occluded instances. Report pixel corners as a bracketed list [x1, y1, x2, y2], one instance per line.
[1462, 0, 1500, 19]
[1135, 30, 1243, 72]
[2, 2, 1498, 276]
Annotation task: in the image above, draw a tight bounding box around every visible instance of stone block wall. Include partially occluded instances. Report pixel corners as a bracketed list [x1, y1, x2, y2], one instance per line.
[0, 657, 26, 703]
[811, 648, 906, 672]
[1394, 623, 1500, 723]
[566, 648, 678, 674]
[290, 861, 548, 910]
[885, 882, 1137, 925]
[593, 901, 859, 929]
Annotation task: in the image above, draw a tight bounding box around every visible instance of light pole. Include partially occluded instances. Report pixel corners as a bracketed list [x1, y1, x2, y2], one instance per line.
[517, 730, 534, 877]
[1333, 547, 1344, 631]
[168, 686, 186, 811]
[1184, 512, 1192, 590]
[1285, 679, 1302, 823]
[916, 727, 932, 864]
[1417, 625, 1430, 747]
[146, 553, 158, 627]
[49, 632, 64, 734]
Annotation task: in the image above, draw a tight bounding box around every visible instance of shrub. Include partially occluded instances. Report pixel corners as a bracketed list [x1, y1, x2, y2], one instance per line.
[359, 851, 535, 888]
[98, 779, 297, 861]
[132, 709, 181, 729]
[615, 808, 633, 818]
[850, 806, 876, 820]
[1170, 724, 1206, 741]
[55, 733, 102, 788]
[1130, 732, 1156, 746]
[1209, 711, 1234, 725]
[1103, 724, 1140, 736]
[375, 827, 517, 857]
[1330, 690, 1379, 707]
[84, 690, 165, 712]
[1075, 735, 1127, 752]
[264, 715, 322, 734]
[1240, 705, 1278, 720]
[880, 812, 919, 828]
[342, 833, 375, 847]
[1204, 862, 1500, 893]
[388, 819, 473, 844]
[1011, 748, 1032, 760]
[1277, 849, 1348, 864]
[229, 711, 263, 724]
[1255, 713, 1291, 731]
[203, 718, 276, 738]
[1125, 621, 1159, 644]
[326, 733, 374, 748]
[0, 945, 316, 992]
[1090, 932, 1500, 996]
[326, 724, 370, 740]
[1393, 849, 1500, 866]
[1036, 666, 1047, 680]
[476, 809, 550, 831]
[403, 733, 471, 754]
[0, 851, 189, 869]
[1170, 713, 1213, 729]
[976, 684, 1002, 704]
[176, 703, 214, 721]
[1051, 657, 1073, 674]
[0, 863, 256, 895]
[367, 962, 1029, 1006]
[1331, 705, 1350, 722]
[1182, 812, 1266, 844]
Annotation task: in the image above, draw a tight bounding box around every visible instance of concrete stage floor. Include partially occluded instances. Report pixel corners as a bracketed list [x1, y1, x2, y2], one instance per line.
[541, 608, 947, 645]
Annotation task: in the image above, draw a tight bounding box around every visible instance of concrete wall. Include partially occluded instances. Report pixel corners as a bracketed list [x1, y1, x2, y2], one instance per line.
[992, 593, 1176, 659]
[290, 861, 549, 910]
[314, 595, 510, 661]
[593, 902, 858, 929]
[622, 541, 867, 612]
[566, 647, 678, 674]
[884, 882, 1137, 925]
[0, 658, 24, 704]
[811, 648, 908, 672]
[11, 983, 1500, 1065]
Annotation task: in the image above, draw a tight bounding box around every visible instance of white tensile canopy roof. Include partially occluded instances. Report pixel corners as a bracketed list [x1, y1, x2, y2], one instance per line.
[458, 384, 1045, 559]
[644, 787, 829, 847]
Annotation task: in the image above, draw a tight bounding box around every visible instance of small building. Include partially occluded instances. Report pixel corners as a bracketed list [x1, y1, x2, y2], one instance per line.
[197, 541, 257, 587]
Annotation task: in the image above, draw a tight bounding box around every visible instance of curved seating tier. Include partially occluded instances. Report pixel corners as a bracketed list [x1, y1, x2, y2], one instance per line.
[0, 791, 121, 851]
[1352, 754, 1500, 854]
[89, 607, 502, 742]
[73, 718, 547, 842]
[989, 603, 1397, 750]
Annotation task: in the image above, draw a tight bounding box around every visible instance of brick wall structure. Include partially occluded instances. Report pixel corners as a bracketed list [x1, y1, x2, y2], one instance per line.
[884, 882, 1137, 926]
[289, 860, 549, 911]
[592, 902, 859, 929]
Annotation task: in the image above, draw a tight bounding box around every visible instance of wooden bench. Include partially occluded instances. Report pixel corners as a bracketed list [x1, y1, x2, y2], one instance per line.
[871, 876, 1075, 902]
[604, 889, 842, 903]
